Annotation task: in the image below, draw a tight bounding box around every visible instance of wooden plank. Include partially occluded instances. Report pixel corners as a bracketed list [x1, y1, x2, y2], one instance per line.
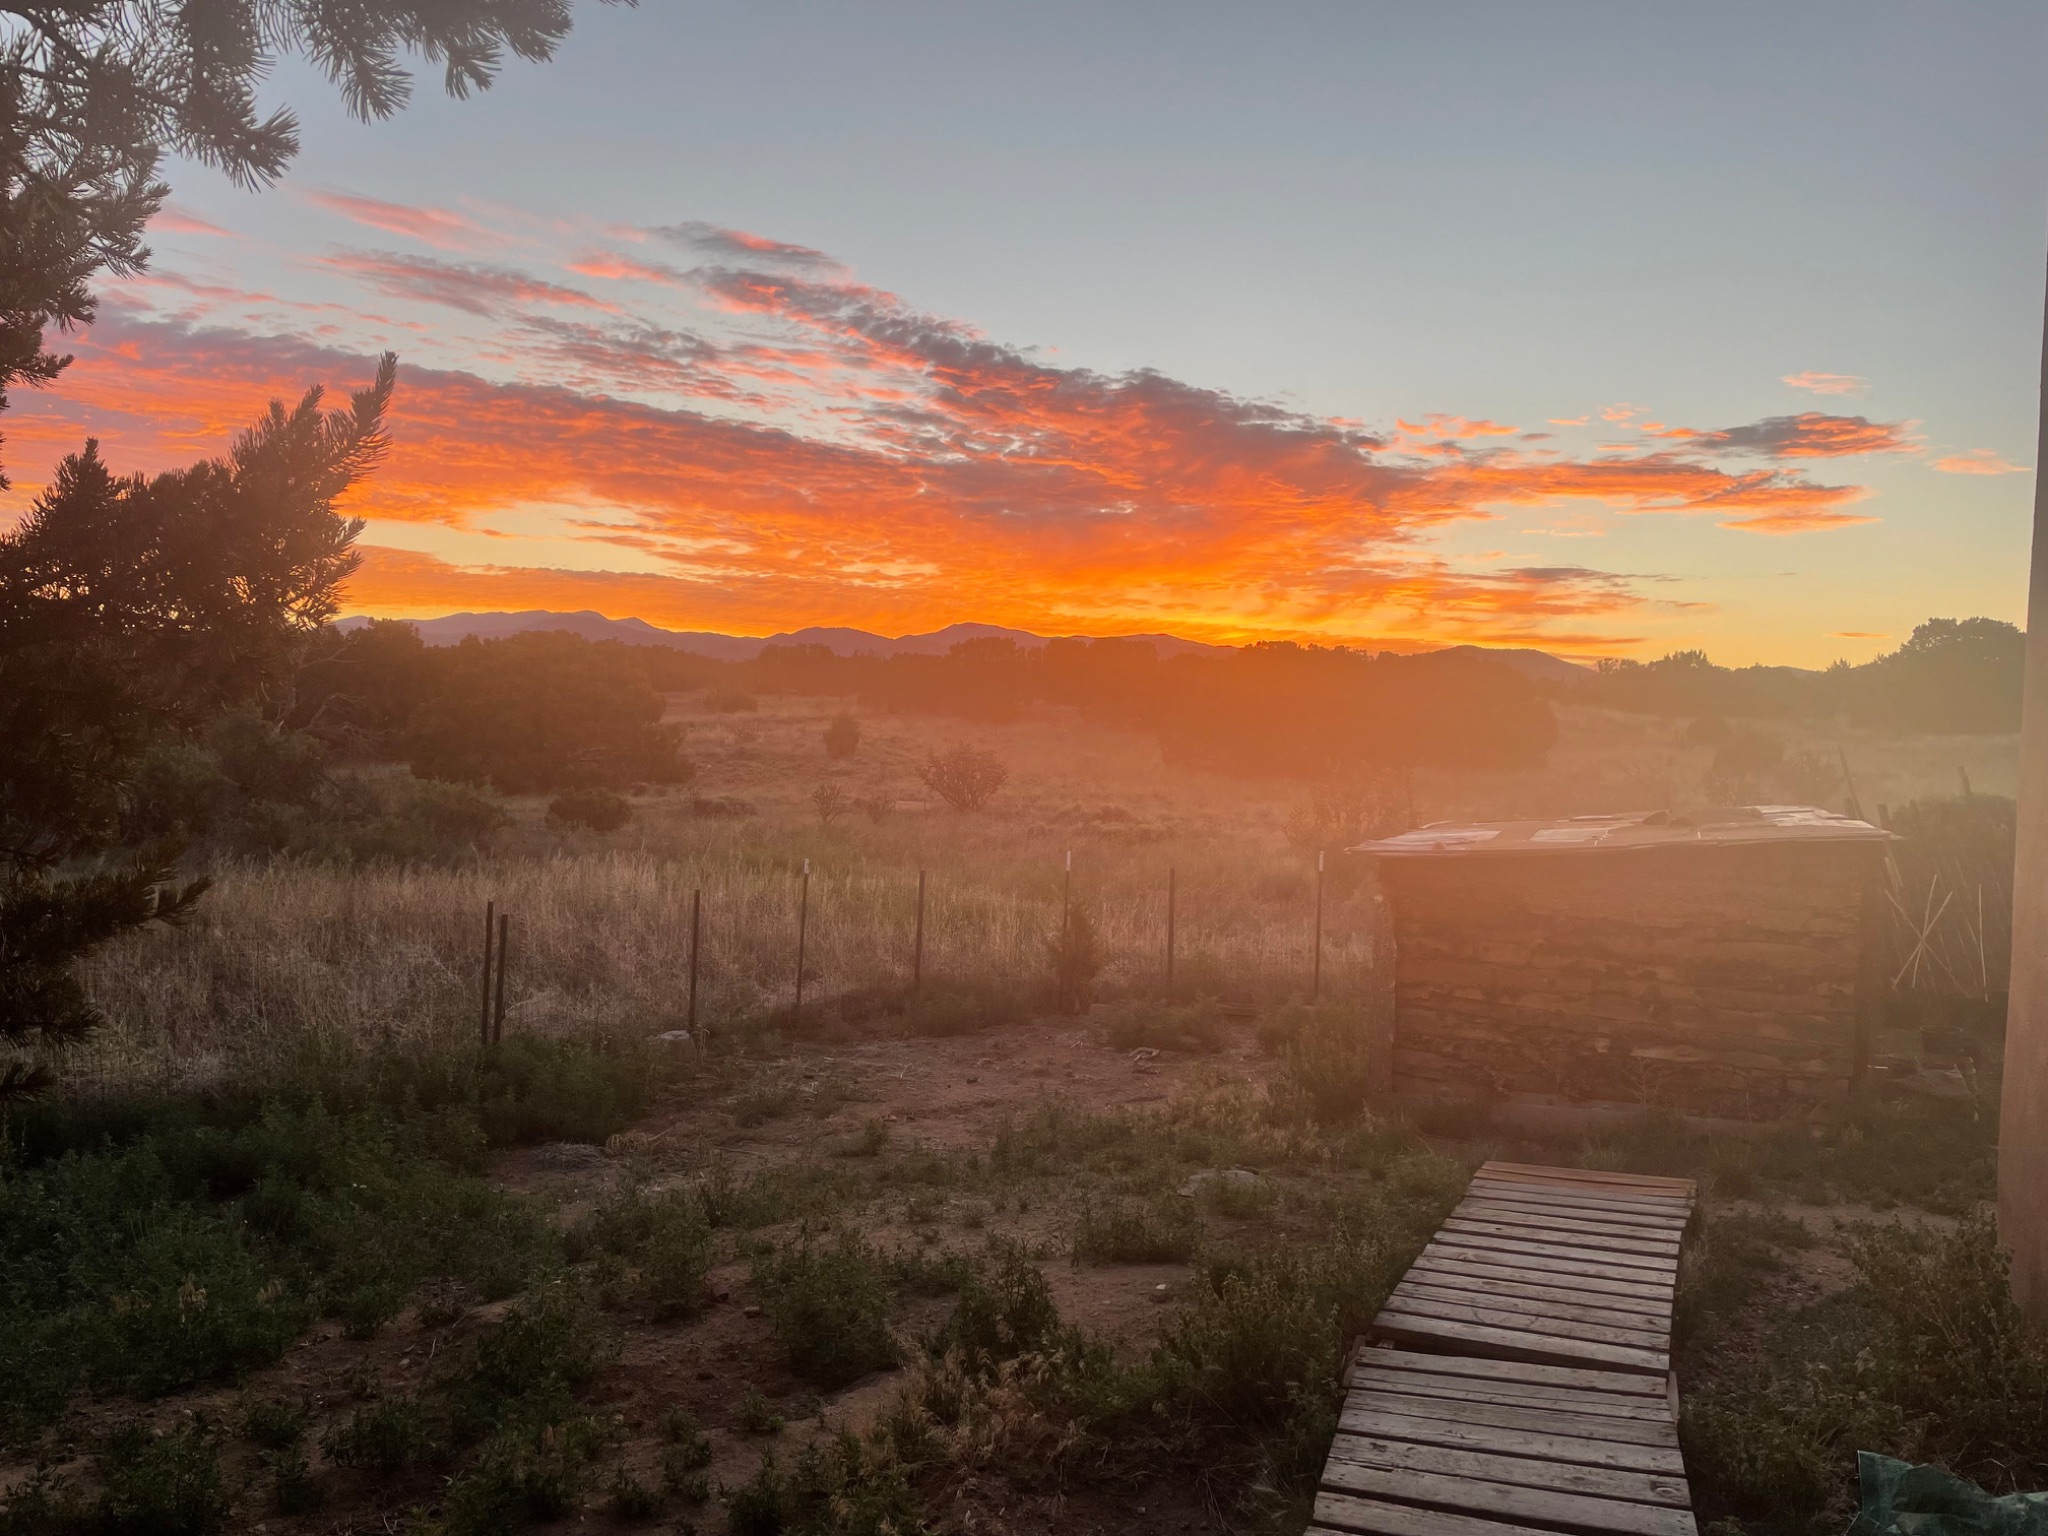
[1348, 1387, 1679, 1447]
[1350, 1371, 1678, 1425]
[1356, 1347, 1668, 1396]
[1463, 1205, 1691, 1238]
[1470, 1178, 1695, 1213]
[1479, 1161, 1696, 1197]
[1318, 1462, 1698, 1536]
[1406, 1259, 1669, 1317]
[1444, 1214, 1682, 1257]
[1339, 1405, 1687, 1474]
[1466, 1204, 1687, 1236]
[1381, 1293, 1669, 1350]
[1466, 1181, 1695, 1221]
[1326, 1434, 1693, 1508]
[1311, 1491, 1569, 1536]
[1393, 1279, 1672, 1337]
[1431, 1230, 1678, 1275]
[1417, 1248, 1673, 1302]
[1373, 1311, 1669, 1375]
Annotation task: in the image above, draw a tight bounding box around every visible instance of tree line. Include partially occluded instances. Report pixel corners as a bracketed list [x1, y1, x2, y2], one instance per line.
[1573, 618, 2024, 734]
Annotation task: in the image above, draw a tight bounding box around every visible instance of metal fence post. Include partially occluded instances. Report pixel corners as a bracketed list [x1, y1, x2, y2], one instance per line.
[687, 887, 701, 1040]
[794, 859, 810, 1017]
[1165, 867, 1177, 995]
[1312, 850, 1326, 1003]
[912, 868, 926, 991]
[479, 899, 496, 1048]
[492, 910, 510, 1043]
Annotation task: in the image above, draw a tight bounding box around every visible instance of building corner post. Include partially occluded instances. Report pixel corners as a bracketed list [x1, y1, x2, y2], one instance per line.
[2000, 253, 2048, 1323]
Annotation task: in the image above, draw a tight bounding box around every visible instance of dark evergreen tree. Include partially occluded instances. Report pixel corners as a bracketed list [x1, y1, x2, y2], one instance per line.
[0, 0, 612, 478]
[0, 357, 395, 1096]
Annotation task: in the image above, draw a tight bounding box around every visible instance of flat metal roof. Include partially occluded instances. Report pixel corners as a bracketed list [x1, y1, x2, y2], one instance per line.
[1351, 804, 1888, 860]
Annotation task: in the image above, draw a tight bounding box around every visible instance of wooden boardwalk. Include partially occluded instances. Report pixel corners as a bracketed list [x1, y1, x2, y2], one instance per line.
[1312, 1162, 1699, 1536]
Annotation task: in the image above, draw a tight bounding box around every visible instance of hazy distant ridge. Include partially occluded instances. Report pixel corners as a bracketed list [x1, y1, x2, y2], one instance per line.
[334, 609, 1588, 678]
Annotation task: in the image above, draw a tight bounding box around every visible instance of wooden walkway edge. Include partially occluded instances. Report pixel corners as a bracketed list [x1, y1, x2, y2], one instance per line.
[1311, 1161, 1700, 1536]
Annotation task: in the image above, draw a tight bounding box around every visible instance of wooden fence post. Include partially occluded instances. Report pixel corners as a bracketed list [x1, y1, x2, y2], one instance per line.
[687, 887, 701, 1040]
[1165, 866, 1177, 995]
[794, 859, 810, 1017]
[1313, 850, 1326, 1002]
[912, 868, 926, 991]
[492, 911, 509, 1044]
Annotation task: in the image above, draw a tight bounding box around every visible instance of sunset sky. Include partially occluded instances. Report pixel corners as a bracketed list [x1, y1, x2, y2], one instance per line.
[5, 2, 2046, 665]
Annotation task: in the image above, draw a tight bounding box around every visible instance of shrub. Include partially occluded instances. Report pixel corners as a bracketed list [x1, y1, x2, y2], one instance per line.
[917, 743, 1007, 811]
[1847, 1209, 2048, 1484]
[1273, 1004, 1376, 1123]
[447, 1282, 616, 1435]
[706, 686, 758, 713]
[239, 1395, 310, 1451]
[321, 1394, 442, 1474]
[753, 1233, 898, 1389]
[811, 783, 850, 825]
[567, 1183, 713, 1319]
[1047, 906, 1104, 1014]
[738, 1385, 785, 1434]
[93, 1420, 231, 1536]
[547, 787, 632, 832]
[823, 713, 860, 759]
[935, 1242, 1066, 1372]
[1072, 1198, 1199, 1265]
[1102, 999, 1226, 1054]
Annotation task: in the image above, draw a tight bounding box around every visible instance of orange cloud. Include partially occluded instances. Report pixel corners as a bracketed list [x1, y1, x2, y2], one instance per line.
[1782, 371, 1865, 395]
[305, 190, 498, 250]
[2, 271, 1886, 650]
[320, 252, 616, 317]
[565, 251, 691, 286]
[150, 205, 231, 237]
[1932, 448, 2028, 475]
[1649, 412, 1913, 458]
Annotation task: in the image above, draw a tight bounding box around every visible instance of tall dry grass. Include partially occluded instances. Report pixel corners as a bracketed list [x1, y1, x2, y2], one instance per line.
[58, 693, 2007, 1094]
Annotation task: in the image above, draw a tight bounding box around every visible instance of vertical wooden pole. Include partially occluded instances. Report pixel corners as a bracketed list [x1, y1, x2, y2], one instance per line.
[794, 859, 810, 1017]
[479, 899, 496, 1048]
[1165, 866, 1177, 996]
[687, 888, 701, 1038]
[2001, 252, 2048, 1323]
[1313, 850, 1326, 1002]
[912, 868, 926, 991]
[492, 911, 509, 1044]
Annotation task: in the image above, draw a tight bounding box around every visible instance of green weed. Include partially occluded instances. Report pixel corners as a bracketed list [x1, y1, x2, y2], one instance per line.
[1071, 1197, 1199, 1265]
[753, 1232, 898, 1389]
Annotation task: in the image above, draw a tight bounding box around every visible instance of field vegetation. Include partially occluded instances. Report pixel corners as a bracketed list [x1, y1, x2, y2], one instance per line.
[0, 637, 2035, 1534]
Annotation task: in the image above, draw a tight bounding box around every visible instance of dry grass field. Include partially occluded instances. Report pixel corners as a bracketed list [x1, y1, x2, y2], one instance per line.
[65, 694, 2018, 1095]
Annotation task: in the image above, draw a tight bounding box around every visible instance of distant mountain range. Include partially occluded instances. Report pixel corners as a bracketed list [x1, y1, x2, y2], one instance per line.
[334, 609, 1590, 680]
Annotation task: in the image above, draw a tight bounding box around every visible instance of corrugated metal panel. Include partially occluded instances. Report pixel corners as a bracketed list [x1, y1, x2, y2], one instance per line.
[1352, 804, 1888, 860]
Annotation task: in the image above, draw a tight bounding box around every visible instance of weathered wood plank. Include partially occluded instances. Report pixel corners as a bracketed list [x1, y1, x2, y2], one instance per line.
[1459, 1194, 1692, 1233]
[1480, 1161, 1696, 1196]
[1474, 1196, 1695, 1236]
[1348, 1387, 1679, 1447]
[1318, 1463, 1698, 1536]
[1406, 1259, 1669, 1317]
[1416, 1248, 1674, 1301]
[1338, 1405, 1687, 1474]
[1310, 1492, 1561, 1536]
[1393, 1279, 1672, 1337]
[1350, 1370, 1678, 1424]
[1373, 1310, 1669, 1375]
[1468, 1181, 1694, 1215]
[1326, 1434, 1692, 1507]
[1381, 1292, 1670, 1350]
[1444, 1214, 1683, 1257]
[1431, 1229, 1679, 1275]
[1356, 1347, 1669, 1396]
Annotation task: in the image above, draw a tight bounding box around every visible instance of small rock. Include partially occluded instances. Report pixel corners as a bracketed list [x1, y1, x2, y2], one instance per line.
[533, 1142, 608, 1173]
[653, 1029, 693, 1044]
[1150, 1283, 1171, 1304]
[742, 1304, 763, 1319]
[965, 1074, 979, 1084]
